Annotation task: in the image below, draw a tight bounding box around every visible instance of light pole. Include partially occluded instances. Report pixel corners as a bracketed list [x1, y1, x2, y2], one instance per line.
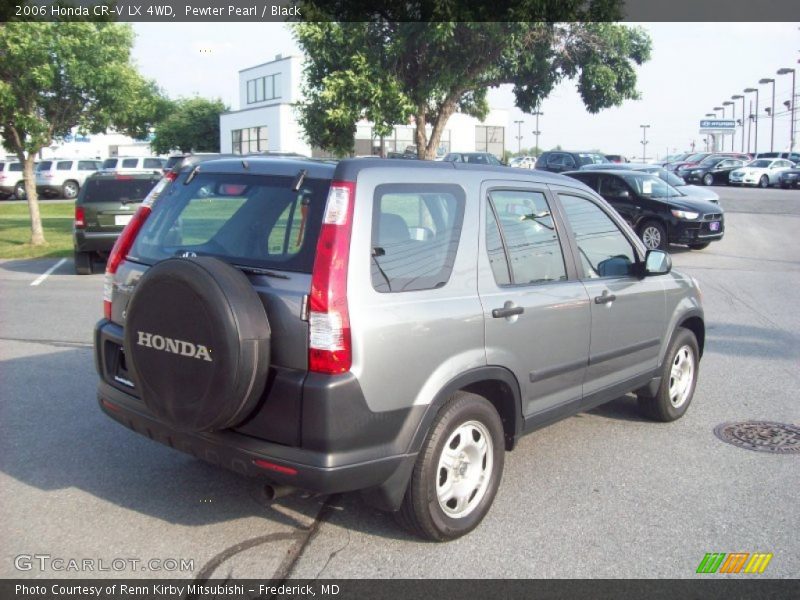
[744, 87, 759, 153]
[723, 101, 735, 151]
[640, 124, 650, 162]
[759, 77, 776, 152]
[532, 111, 543, 156]
[777, 68, 796, 151]
[513, 120, 523, 154]
[732, 94, 745, 152]
[747, 100, 753, 154]
[714, 106, 725, 151]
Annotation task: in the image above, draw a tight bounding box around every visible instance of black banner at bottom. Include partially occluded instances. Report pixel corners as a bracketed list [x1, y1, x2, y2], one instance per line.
[1, 579, 798, 600]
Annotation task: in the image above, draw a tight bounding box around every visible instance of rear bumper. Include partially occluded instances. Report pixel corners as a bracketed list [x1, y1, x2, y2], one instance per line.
[74, 229, 121, 253]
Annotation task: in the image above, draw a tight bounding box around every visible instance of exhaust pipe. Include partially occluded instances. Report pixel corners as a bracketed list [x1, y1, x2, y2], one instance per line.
[264, 484, 297, 501]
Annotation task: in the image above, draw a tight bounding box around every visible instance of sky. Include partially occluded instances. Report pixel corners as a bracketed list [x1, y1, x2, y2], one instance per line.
[131, 23, 800, 160]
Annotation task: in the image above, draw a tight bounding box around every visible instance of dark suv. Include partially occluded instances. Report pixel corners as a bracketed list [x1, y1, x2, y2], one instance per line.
[565, 169, 724, 251]
[95, 157, 705, 541]
[535, 151, 608, 173]
[73, 171, 162, 274]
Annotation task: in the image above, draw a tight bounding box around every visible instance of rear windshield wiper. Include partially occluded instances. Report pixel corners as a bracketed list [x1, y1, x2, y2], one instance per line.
[234, 264, 290, 279]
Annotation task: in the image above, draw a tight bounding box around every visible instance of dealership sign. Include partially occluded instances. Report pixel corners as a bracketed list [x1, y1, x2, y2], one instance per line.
[700, 119, 736, 133]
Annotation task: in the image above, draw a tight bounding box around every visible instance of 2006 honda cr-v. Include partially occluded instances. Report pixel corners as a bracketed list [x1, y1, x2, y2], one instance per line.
[95, 156, 705, 541]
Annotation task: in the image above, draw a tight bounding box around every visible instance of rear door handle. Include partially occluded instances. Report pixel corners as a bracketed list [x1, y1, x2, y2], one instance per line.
[492, 306, 524, 318]
[594, 290, 616, 305]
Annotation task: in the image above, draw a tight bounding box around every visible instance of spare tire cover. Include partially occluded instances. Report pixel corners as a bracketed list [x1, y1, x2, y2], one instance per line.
[124, 257, 271, 432]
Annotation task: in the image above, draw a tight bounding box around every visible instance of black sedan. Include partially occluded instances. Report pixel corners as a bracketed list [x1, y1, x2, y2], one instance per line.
[565, 169, 724, 251]
[682, 157, 747, 186]
[779, 167, 800, 189]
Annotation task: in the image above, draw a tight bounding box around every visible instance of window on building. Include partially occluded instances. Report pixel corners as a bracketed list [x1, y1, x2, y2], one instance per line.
[232, 126, 269, 154]
[475, 125, 505, 160]
[246, 74, 282, 104]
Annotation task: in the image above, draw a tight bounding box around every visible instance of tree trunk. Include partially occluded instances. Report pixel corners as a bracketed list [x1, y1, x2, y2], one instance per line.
[426, 100, 459, 160]
[21, 154, 46, 246]
[414, 110, 428, 160]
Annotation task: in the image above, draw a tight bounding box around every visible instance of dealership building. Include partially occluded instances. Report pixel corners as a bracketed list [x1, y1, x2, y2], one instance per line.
[219, 54, 508, 158]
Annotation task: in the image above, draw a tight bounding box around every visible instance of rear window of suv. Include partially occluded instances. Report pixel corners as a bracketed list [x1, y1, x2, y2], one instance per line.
[80, 176, 160, 203]
[129, 172, 330, 274]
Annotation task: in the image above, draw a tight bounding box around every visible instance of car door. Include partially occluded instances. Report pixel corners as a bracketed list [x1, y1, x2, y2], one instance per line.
[479, 182, 591, 417]
[550, 186, 666, 402]
[772, 160, 791, 183]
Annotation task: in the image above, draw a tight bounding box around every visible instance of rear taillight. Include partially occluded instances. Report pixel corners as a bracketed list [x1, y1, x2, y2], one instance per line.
[103, 205, 151, 320]
[308, 181, 355, 374]
[75, 206, 85, 228]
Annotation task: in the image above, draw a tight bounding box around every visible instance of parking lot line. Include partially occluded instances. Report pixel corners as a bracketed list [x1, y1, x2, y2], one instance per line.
[30, 258, 67, 287]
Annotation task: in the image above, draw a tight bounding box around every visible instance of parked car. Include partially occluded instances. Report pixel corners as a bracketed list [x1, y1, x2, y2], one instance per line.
[605, 154, 629, 163]
[534, 151, 609, 173]
[660, 153, 691, 166]
[779, 166, 800, 189]
[95, 156, 704, 541]
[441, 152, 503, 165]
[681, 157, 747, 186]
[73, 171, 162, 274]
[728, 158, 795, 187]
[565, 169, 724, 251]
[670, 152, 750, 175]
[508, 155, 536, 169]
[35, 158, 103, 199]
[580, 162, 720, 204]
[0, 160, 27, 199]
[102, 156, 167, 172]
[754, 151, 800, 163]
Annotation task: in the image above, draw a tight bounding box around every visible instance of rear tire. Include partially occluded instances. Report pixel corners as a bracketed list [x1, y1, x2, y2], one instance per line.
[640, 220, 668, 251]
[13, 182, 26, 200]
[637, 328, 699, 422]
[396, 392, 505, 541]
[74, 251, 93, 275]
[62, 180, 79, 199]
[759, 175, 769, 188]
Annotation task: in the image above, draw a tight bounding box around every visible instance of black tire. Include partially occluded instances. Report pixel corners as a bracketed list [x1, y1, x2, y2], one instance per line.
[13, 182, 26, 200]
[688, 242, 710, 250]
[759, 175, 769, 188]
[639, 220, 668, 251]
[702, 173, 714, 186]
[74, 251, 93, 275]
[637, 328, 699, 422]
[62, 180, 79, 199]
[124, 257, 271, 433]
[396, 392, 505, 541]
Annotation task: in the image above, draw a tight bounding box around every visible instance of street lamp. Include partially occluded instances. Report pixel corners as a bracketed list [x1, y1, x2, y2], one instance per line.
[532, 111, 543, 156]
[640, 124, 650, 162]
[723, 101, 735, 151]
[513, 119, 523, 154]
[732, 94, 745, 152]
[777, 68, 796, 151]
[714, 105, 725, 118]
[760, 77, 776, 152]
[744, 87, 759, 153]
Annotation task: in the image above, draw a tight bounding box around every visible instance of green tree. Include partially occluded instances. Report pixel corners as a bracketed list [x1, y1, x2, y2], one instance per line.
[293, 5, 651, 159]
[150, 97, 227, 155]
[0, 22, 166, 246]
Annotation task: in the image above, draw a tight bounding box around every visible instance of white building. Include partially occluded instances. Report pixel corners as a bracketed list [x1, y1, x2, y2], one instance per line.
[220, 54, 508, 158]
[4, 130, 155, 161]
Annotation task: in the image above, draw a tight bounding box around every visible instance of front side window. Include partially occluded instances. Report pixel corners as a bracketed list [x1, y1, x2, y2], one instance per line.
[57, 161, 73, 170]
[486, 190, 566, 285]
[78, 160, 98, 171]
[121, 158, 138, 168]
[143, 158, 164, 169]
[371, 184, 465, 293]
[37, 161, 53, 172]
[558, 193, 637, 279]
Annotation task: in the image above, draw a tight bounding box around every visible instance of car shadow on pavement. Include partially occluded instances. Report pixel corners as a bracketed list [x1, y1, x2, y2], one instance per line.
[0, 346, 327, 531]
[585, 394, 649, 423]
[0, 257, 73, 276]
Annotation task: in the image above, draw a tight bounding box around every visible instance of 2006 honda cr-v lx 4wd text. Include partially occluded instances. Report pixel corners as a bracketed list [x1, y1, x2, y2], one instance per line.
[95, 156, 705, 541]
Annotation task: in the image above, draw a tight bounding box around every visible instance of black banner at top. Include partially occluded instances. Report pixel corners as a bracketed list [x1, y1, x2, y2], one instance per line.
[4, 0, 800, 22]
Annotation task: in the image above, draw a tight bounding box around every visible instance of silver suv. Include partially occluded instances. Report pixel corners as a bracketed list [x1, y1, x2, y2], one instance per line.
[94, 157, 704, 541]
[35, 158, 102, 199]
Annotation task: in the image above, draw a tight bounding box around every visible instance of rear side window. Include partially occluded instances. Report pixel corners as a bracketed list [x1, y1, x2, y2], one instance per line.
[130, 173, 330, 273]
[371, 183, 465, 293]
[122, 158, 138, 168]
[78, 161, 98, 171]
[37, 161, 53, 172]
[80, 177, 160, 203]
[103, 158, 118, 169]
[143, 158, 164, 169]
[9, 163, 22, 172]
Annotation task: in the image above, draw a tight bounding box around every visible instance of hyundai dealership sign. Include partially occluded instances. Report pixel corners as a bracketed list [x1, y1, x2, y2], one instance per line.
[700, 119, 736, 132]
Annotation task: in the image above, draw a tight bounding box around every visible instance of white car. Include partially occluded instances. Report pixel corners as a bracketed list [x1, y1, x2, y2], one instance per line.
[729, 158, 795, 188]
[509, 155, 536, 169]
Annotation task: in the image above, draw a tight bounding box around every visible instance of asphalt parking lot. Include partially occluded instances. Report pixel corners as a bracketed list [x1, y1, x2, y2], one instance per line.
[1, 185, 798, 579]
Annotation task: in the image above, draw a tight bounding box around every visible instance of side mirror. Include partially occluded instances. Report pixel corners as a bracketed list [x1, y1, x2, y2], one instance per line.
[644, 249, 671, 276]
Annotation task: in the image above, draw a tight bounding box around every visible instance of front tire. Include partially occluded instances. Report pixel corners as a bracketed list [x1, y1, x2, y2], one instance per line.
[702, 173, 714, 186]
[640, 220, 668, 251]
[759, 175, 769, 188]
[396, 392, 505, 541]
[13, 182, 26, 200]
[638, 328, 699, 422]
[62, 180, 79, 199]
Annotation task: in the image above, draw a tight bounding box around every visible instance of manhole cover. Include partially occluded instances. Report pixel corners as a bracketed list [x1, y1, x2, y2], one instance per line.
[714, 421, 800, 454]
